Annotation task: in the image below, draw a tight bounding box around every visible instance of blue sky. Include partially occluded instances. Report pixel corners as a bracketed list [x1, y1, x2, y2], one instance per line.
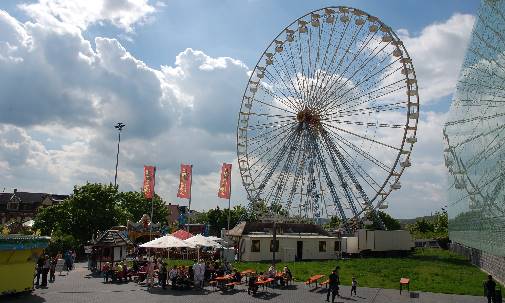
[0, 0, 480, 219]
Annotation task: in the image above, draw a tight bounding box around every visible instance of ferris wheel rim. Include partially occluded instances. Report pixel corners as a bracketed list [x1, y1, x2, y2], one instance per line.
[237, 6, 419, 224]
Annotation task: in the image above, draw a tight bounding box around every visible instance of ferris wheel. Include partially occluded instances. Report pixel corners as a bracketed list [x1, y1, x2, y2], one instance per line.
[236, 6, 419, 229]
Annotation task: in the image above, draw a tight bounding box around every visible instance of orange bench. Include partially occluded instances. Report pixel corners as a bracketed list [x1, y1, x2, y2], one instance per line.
[320, 279, 330, 288]
[304, 274, 325, 289]
[400, 278, 410, 293]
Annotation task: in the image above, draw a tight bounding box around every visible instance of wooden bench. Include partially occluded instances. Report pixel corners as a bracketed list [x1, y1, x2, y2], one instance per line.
[319, 279, 330, 288]
[400, 278, 410, 294]
[304, 274, 325, 289]
[225, 281, 242, 289]
[209, 280, 218, 291]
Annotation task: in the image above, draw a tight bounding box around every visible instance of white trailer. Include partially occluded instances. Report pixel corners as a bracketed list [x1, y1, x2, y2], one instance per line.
[340, 236, 360, 254]
[355, 229, 413, 253]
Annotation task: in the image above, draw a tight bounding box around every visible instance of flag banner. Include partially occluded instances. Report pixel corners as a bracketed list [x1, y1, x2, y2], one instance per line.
[143, 165, 156, 199]
[218, 163, 232, 199]
[177, 164, 192, 199]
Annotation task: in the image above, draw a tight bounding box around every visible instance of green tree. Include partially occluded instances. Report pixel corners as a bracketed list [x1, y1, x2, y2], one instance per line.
[117, 191, 170, 225]
[34, 183, 129, 246]
[365, 211, 402, 230]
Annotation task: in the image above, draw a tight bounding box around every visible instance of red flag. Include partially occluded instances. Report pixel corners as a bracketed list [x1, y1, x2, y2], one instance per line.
[218, 163, 232, 199]
[143, 165, 156, 199]
[177, 164, 192, 199]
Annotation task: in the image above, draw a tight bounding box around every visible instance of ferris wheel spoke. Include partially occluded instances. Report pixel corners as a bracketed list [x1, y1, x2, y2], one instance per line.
[246, 123, 294, 146]
[277, 48, 308, 107]
[252, 97, 298, 115]
[321, 131, 375, 206]
[324, 128, 392, 172]
[306, 22, 327, 109]
[308, 129, 348, 223]
[285, 41, 312, 106]
[248, 125, 297, 173]
[320, 134, 360, 216]
[336, 82, 405, 113]
[265, 57, 306, 111]
[247, 127, 295, 159]
[251, 131, 299, 199]
[326, 101, 407, 118]
[331, 136, 382, 193]
[320, 116, 405, 130]
[321, 121, 400, 151]
[314, 28, 376, 108]
[329, 58, 403, 111]
[258, 74, 303, 112]
[318, 41, 394, 111]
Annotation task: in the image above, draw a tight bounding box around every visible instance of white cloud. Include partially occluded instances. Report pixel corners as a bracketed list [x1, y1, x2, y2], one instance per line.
[398, 13, 475, 104]
[0, 9, 472, 218]
[19, 0, 156, 32]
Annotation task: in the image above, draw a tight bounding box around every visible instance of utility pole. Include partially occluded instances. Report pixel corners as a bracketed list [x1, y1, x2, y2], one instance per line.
[114, 122, 125, 187]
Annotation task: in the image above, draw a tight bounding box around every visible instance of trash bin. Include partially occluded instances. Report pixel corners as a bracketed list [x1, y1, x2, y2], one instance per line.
[496, 288, 502, 303]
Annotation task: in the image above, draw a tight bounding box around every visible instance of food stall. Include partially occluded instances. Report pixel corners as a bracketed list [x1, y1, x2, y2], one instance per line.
[0, 235, 50, 295]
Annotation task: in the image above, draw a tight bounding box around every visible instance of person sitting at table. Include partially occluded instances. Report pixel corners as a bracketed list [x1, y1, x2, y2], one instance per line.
[233, 270, 242, 283]
[248, 273, 259, 295]
[169, 266, 178, 289]
[121, 261, 128, 283]
[158, 261, 167, 290]
[267, 264, 276, 278]
[114, 262, 123, 283]
[281, 266, 292, 286]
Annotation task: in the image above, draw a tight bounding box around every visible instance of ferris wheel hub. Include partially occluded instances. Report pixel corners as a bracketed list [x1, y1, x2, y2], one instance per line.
[297, 108, 321, 128]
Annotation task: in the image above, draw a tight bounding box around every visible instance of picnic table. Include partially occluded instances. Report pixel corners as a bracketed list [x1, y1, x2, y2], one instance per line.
[400, 277, 410, 293]
[255, 277, 275, 292]
[304, 274, 325, 289]
[214, 274, 236, 290]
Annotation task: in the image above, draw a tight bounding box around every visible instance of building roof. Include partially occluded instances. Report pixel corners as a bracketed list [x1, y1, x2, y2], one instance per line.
[0, 192, 68, 205]
[171, 229, 193, 240]
[227, 221, 330, 237]
[93, 229, 133, 247]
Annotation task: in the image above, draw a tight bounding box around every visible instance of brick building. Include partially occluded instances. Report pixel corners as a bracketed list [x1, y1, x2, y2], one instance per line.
[0, 189, 67, 224]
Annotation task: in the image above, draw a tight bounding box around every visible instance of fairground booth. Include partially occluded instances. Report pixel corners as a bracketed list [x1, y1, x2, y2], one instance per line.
[92, 229, 133, 271]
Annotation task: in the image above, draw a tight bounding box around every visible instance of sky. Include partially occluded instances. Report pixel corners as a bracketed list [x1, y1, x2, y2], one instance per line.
[0, 0, 481, 219]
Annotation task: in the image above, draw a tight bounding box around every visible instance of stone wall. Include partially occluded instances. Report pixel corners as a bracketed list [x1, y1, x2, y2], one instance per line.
[451, 242, 505, 285]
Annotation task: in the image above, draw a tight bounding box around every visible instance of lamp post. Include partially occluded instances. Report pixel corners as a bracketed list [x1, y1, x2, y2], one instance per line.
[114, 122, 125, 187]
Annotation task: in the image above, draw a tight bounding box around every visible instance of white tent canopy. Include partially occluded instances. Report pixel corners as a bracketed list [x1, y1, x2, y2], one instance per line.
[186, 234, 222, 248]
[207, 236, 223, 242]
[139, 235, 195, 249]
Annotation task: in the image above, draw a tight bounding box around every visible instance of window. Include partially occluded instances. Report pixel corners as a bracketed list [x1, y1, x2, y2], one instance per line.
[7, 201, 19, 211]
[270, 239, 279, 252]
[334, 241, 341, 251]
[319, 241, 327, 252]
[251, 240, 261, 252]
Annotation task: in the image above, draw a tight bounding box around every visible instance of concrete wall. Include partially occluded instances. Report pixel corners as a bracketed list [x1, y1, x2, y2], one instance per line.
[451, 242, 505, 285]
[240, 236, 339, 262]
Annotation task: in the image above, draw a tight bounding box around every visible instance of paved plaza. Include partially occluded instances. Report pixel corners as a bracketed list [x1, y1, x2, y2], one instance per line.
[1, 263, 485, 303]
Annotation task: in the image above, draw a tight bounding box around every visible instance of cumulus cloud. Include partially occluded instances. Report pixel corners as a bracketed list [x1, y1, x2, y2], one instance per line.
[398, 13, 475, 104]
[19, 0, 156, 32]
[0, 8, 472, 217]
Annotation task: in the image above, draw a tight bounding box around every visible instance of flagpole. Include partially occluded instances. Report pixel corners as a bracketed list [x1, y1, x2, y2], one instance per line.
[227, 176, 232, 231]
[148, 167, 155, 288]
[187, 165, 193, 232]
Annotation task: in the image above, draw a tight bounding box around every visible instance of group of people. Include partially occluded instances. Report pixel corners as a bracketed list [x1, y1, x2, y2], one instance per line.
[34, 254, 60, 287]
[102, 261, 129, 283]
[246, 265, 293, 295]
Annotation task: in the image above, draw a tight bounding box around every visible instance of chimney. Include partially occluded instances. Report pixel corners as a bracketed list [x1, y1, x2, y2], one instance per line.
[13, 188, 17, 194]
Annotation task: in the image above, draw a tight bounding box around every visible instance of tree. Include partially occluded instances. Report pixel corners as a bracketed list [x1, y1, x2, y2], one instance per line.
[117, 192, 170, 225]
[365, 211, 402, 230]
[34, 183, 129, 246]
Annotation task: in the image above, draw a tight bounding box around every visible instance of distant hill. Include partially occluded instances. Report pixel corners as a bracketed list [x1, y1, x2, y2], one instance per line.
[398, 215, 436, 228]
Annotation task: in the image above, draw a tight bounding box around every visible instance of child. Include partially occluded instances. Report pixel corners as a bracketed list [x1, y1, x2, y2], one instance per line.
[351, 276, 357, 296]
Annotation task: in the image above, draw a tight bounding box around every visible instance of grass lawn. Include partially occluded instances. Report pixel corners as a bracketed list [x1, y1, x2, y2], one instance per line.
[163, 248, 497, 296]
[233, 248, 495, 296]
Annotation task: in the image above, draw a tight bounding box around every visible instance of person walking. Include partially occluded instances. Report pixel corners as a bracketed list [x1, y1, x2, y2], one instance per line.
[41, 255, 50, 287]
[484, 275, 497, 303]
[35, 255, 44, 287]
[326, 269, 339, 302]
[49, 256, 57, 282]
[351, 276, 358, 296]
[159, 261, 167, 290]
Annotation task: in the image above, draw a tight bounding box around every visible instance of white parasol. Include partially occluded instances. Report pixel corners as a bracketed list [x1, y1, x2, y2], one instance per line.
[140, 235, 195, 249]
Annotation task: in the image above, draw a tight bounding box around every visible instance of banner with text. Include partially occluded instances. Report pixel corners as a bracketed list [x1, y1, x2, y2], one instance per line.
[143, 165, 156, 199]
[177, 164, 192, 199]
[218, 163, 232, 199]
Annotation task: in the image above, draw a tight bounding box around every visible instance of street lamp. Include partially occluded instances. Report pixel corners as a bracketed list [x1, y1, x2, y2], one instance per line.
[114, 122, 125, 187]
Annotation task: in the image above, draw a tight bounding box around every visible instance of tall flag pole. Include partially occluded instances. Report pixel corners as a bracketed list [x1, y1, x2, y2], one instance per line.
[143, 165, 156, 287]
[177, 164, 192, 231]
[218, 163, 232, 230]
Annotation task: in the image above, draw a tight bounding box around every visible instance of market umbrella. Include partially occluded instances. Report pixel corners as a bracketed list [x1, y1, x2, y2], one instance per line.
[140, 235, 194, 249]
[171, 229, 193, 240]
[185, 234, 222, 261]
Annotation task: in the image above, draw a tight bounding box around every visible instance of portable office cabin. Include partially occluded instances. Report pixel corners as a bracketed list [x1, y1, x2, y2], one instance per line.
[357, 229, 413, 252]
[239, 234, 340, 262]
